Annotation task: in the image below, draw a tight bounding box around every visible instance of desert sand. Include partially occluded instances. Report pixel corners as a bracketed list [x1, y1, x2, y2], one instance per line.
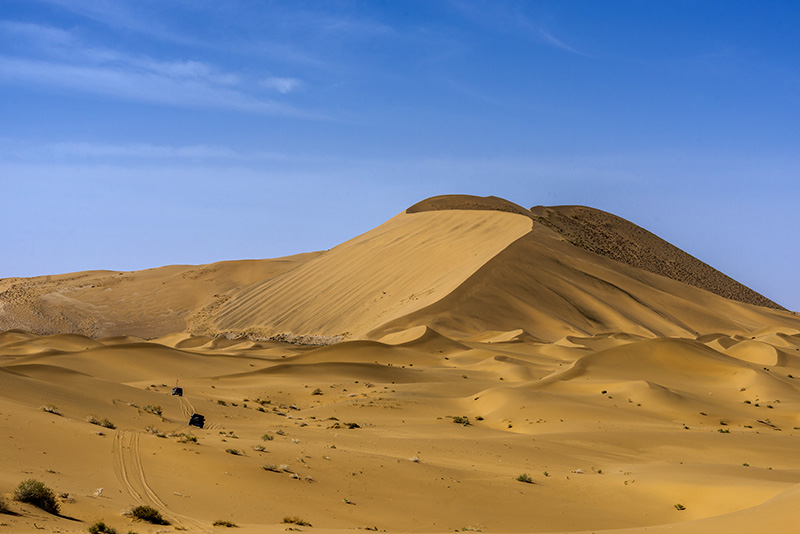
[2, 195, 800, 534]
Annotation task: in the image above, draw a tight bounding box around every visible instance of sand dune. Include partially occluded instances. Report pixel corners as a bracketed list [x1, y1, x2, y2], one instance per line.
[2, 195, 800, 533]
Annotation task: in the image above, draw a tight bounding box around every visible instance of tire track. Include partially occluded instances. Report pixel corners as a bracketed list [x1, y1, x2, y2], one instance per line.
[178, 396, 195, 419]
[113, 430, 213, 533]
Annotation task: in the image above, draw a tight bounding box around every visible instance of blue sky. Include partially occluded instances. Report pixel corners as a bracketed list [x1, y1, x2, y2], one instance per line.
[1, 1, 798, 311]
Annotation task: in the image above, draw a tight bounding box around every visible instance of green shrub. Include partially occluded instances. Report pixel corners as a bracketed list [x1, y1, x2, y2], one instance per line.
[14, 479, 60, 514]
[212, 519, 238, 527]
[261, 433, 274, 441]
[88, 521, 118, 533]
[452, 416, 470, 425]
[129, 505, 168, 525]
[515, 473, 533, 484]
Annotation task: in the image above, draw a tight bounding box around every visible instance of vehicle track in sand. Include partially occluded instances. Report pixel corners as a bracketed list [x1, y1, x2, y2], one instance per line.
[112, 430, 213, 533]
[178, 396, 195, 419]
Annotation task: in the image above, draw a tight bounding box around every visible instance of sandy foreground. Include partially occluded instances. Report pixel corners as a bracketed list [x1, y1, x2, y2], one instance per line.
[2, 326, 800, 534]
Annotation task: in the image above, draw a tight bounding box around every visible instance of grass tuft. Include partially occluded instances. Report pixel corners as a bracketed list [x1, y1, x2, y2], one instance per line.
[41, 404, 62, 416]
[282, 516, 311, 527]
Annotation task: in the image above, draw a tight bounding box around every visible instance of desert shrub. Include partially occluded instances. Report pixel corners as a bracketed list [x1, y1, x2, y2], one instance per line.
[142, 405, 162, 416]
[674, 504, 686, 511]
[41, 404, 62, 416]
[252, 445, 266, 452]
[261, 433, 274, 441]
[87, 416, 116, 429]
[0, 496, 11, 514]
[88, 521, 117, 533]
[311, 388, 323, 396]
[225, 448, 242, 456]
[212, 519, 238, 527]
[14, 479, 60, 514]
[282, 516, 311, 526]
[129, 505, 168, 524]
[452, 416, 470, 425]
[515, 473, 533, 484]
[262, 464, 280, 472]
[345, 422, 360, 429]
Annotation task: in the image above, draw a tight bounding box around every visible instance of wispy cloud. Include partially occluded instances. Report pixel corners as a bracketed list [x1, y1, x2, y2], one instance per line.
[0, 21, 318, 117]
[261, 76, 303, 94]
[535, 26, 585, 56]
[447, 0, 587, 56]
[0, 56, 312, 116]
[0, 140, 289, 162]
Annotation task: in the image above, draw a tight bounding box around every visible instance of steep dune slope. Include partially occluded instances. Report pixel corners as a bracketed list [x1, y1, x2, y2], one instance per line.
[206, 195, 799, 342]
[199, 209, 533, 340]
[371, 221, 799, 341]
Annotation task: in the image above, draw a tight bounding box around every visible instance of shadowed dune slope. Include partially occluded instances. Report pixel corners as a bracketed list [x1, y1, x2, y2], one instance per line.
[369, 220, 799, 341]
[531, 204, 784, 310]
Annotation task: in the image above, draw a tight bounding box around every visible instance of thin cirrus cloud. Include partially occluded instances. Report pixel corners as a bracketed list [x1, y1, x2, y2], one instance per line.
[0, 55, 310, 117]
[261, 76, 304, 94]
[0, 20, 317, 117]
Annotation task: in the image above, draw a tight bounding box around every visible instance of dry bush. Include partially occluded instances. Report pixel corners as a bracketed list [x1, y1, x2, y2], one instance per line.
[14, 479, 60, 514]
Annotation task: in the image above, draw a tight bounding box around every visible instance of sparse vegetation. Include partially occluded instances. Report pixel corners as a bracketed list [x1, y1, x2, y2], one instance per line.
[41, 404, 62, 416]
[212, 519, 238, 527]
[87, 416, 116, 429]
[262, 464, 281, 472]
[225, 448, 243, 456]
[88, 521, 118, 533]
[452, 416, 470, 426]
[14, 479, 60, 514]
[176, 433, 197, 443]
[253, 444, 266, 452]
[674, 504, 686, 511]
[282, 516, 312, 526]
[142, 405, 162, 416]
[262, 433, 275, 441]
[311, 388, 323, 396]
[516, 473, 533, 484]
[128, 505, 168, 525]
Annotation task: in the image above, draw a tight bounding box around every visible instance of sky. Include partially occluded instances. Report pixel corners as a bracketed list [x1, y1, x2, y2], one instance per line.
[1, 0, 798, 311]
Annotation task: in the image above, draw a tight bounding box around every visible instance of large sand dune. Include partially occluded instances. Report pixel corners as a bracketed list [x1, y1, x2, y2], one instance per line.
[2, 194, 800, 533]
